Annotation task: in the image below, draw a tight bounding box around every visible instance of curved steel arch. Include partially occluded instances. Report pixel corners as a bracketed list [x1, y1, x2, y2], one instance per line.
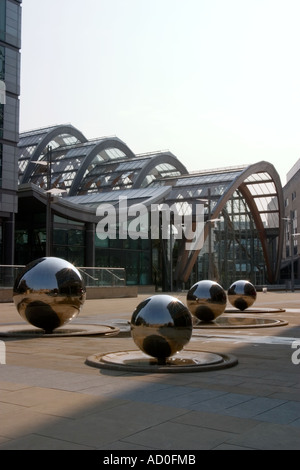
[68, 138, 136, 196]
[177, 161, 284, 284]
[132, 152, 188, 189]
[20, 124, 88, 184]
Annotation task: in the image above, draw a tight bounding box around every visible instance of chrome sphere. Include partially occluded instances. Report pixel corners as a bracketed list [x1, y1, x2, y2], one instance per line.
[131, 295, 193, 360]
[13, 257, 86, 332]
[228, 280, 257, 311]
[187, 280, 227, 322]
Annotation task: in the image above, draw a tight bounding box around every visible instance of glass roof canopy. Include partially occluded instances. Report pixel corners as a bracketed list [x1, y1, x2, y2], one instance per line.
[17, 125, 186, 196]
[17, 124, 284, 284]
[18, 124, 88, 185]
[155, 162, 284, 283]
[157, 165, 281, 229]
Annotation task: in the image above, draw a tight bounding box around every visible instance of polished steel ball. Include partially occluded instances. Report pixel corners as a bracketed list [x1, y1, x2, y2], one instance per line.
[187, 280, 227, 322]
[131, 295, 193, 360]
[228, 280, 257, 311]
[13, 257, 86, 333]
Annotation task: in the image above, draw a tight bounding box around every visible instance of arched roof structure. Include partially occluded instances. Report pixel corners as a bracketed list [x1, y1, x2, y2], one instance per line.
[18, 124, 88, 185]
[17, 125, 187, 196]
[17, 124, 284, 285]
[160, 162, 284, 284]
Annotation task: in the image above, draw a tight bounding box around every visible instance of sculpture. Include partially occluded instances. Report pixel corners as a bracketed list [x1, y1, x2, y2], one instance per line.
[227, 280, 257, 311]
[186, 280, 227, 322]
[13, 257, 86, 333]
[130, 295, 193, 362]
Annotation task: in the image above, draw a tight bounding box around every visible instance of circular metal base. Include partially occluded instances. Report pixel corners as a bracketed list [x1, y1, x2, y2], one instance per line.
[99, 319, 131, 337]
[225, 307, 286, 314]
[193, 314, 288, 329]
[86, 349, 238, 373]
[0, 323, 120, 338]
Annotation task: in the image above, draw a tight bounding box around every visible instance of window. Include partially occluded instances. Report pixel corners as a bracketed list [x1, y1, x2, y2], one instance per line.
[0, 222, 2, 262]
[0, 45, 4, 145]
[0, 144, 2, 186]
[0, 46, 4, 81]
[0, 0, 5, 42]
[53, 216, 85, 266]
[0, 103, 3, 139]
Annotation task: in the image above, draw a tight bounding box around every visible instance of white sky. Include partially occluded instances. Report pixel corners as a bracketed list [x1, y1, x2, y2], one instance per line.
[20, 0, 300, 185]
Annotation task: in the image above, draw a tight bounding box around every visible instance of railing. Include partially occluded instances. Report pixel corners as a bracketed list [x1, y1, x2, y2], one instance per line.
[78, 267, 126, 287]
[0, 265, 25, 288]
[0, 265, 126, 288]
[188, 164, 248, 175]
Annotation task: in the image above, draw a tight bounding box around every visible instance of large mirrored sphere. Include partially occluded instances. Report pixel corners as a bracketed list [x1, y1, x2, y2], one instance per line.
[228, 280, 257, 311]
[13, 257, 86, 333]
[131, 295, 193, 360]
[187, 280, 227, 322]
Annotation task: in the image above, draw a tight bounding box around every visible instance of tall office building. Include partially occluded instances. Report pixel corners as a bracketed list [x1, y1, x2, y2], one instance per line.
[282, 158, 300, 285]
[0, 0, 22, 264]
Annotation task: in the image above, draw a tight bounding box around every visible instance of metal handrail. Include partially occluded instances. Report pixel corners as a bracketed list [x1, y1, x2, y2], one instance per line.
[0, 265, 126, 288]
[77, 268, 98, 282]
[0, 265, 25, 268]
[105, 268, 125, 282]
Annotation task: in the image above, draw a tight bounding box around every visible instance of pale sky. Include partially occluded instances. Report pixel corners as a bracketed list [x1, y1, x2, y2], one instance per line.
[20, 0, 300, 185]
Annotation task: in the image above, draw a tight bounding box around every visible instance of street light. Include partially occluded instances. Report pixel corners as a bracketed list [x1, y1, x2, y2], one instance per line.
[207, 217, 221, 280]
[33, 146, 66, 256]
[197, 192, 222, 280]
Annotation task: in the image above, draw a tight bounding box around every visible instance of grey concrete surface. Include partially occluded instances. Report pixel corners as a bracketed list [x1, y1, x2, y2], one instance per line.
[0, 291, 300, 450]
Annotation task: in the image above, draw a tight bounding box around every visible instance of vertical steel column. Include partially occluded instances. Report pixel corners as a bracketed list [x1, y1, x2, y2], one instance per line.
[46, 146, 52, 257]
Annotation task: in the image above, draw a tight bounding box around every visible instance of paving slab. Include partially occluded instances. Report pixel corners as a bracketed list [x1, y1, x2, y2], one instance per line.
[173, 410, 259, 434]
[226, 422, 300, 450]
[0, 434, 95, 450]
[0, 291, 300, 450]
[119, 421, 235, 450]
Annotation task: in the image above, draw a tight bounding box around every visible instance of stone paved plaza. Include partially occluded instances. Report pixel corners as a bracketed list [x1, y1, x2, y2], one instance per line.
[1, 291, 300, 450]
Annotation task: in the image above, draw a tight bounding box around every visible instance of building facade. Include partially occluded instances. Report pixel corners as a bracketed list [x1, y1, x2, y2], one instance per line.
[0, 0, 22, 264]
[0, 2, 287, 290]
[16, 124, 284, 290]
[282, 159, 300, 286]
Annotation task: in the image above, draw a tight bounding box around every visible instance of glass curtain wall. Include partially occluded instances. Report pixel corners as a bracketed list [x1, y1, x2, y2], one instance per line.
[15, 207, 46, 264]
[195, 190, 265, 289]
[53, 215, 85, 266]
[0, 43, 4, 179]
[15, 210, 86, 267]
[95, 219, 152, 285]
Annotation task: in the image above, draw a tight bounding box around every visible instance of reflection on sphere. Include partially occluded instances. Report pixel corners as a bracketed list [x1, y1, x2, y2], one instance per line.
[130, 295, 193, 360]
[186, 280, 227, 322]
[228, 280, 257, 311]
[13, 257, 86, 333]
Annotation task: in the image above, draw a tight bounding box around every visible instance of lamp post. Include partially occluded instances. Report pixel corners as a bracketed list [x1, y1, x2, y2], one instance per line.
[46, 146, 52, 256]
[197, 191, 221, 280]
[32, 146, 66, 257]
[31, 146, 52, 256]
